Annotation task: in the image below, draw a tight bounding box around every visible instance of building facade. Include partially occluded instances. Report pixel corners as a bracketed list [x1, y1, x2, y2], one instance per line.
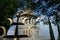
[17, 16, 40, 40]
[2, 9, 50, 40]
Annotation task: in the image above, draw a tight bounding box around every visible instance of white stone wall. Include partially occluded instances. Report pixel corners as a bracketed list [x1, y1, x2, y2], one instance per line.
[18, 17, 41, 40]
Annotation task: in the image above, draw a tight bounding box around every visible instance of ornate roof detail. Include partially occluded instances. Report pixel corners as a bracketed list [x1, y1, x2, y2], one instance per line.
[21, 8, 33, 15]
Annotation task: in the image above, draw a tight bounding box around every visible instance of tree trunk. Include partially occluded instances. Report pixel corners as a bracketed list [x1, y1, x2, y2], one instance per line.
[57, 23, 60, 40]
[55, 15, 60, 40]
[48, 17, 55, 40]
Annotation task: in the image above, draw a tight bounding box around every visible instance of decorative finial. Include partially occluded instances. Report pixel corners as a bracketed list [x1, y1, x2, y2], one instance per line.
[7, 18, 13, 24]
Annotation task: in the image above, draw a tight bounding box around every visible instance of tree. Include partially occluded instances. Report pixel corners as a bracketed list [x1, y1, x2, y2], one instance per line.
[39, 0, 60, 40]
[41, 14, 55, 40]
[52, 11, 60, 40]
[0, 0, 23, 31]
[48, 16, 55, 40]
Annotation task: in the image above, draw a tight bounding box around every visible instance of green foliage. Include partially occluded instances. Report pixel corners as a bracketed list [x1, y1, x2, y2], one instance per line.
[0, 0, 22, 30]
